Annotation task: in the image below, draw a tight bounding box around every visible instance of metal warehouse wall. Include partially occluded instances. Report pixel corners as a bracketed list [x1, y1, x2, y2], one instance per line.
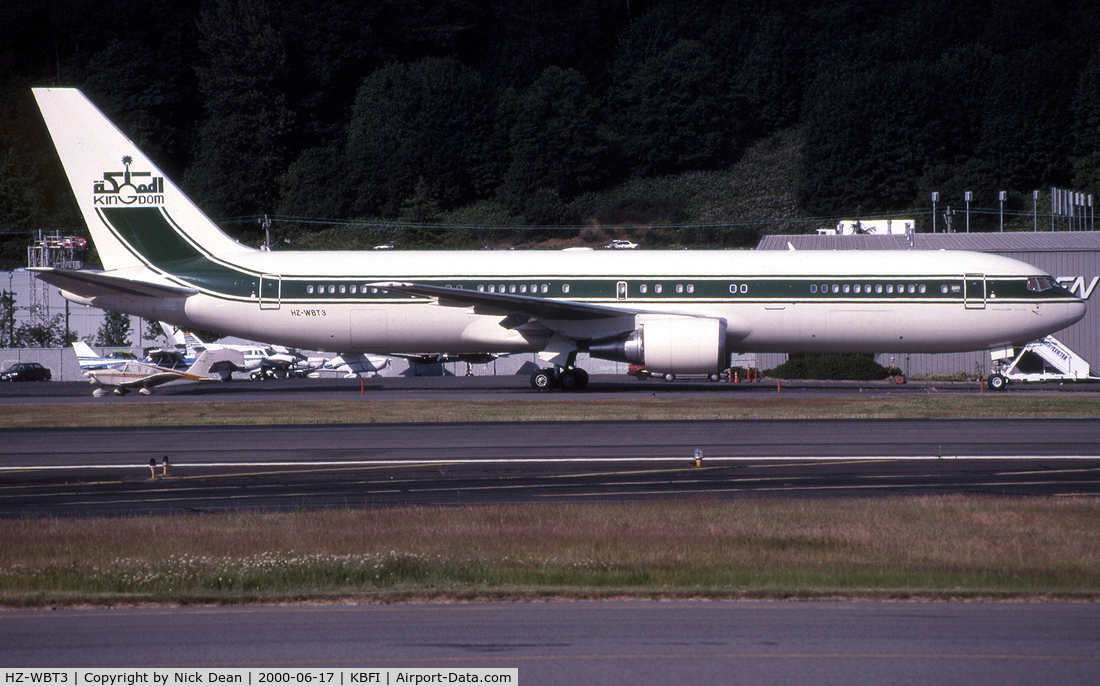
[755, 233, 1100, 377]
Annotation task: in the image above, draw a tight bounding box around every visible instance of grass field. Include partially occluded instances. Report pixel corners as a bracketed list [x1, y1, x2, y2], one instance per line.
[2, 393, 1099, 428]
[2, 497, 1097, 606]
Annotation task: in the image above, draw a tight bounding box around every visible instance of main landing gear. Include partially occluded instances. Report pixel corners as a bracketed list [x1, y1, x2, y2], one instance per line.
[530, 366, 589, 391]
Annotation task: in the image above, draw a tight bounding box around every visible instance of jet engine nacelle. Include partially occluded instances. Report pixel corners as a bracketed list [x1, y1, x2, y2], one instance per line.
[588, 317, 727, 375]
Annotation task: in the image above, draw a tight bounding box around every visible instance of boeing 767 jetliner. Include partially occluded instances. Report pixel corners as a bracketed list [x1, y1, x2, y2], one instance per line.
[32, 88, 1085, 391]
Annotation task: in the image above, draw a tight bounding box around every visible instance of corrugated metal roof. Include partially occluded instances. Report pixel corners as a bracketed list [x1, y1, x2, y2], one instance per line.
[757, 235, 909, 250]
[757, 232, 1100, 252]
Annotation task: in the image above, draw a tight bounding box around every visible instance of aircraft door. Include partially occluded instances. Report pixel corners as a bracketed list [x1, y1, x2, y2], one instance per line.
[259, 274, 281, 310]
[964, 273, 986, 310]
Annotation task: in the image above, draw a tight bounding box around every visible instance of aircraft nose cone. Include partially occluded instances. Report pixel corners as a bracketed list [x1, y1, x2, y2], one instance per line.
[1065, 298, 1088, 328]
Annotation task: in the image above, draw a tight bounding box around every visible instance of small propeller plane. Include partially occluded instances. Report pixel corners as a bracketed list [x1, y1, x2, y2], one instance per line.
[72, 341, 243, 396]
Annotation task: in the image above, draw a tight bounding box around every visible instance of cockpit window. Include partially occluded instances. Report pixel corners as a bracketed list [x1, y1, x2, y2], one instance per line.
[1026, 277, 1055, 292]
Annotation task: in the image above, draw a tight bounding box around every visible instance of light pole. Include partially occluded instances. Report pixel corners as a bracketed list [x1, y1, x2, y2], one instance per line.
[999, 191, 1006, 232]
[931, 192, 939, 233]
[964, 191, 973, 233]
[1033, 190, 1039, 232]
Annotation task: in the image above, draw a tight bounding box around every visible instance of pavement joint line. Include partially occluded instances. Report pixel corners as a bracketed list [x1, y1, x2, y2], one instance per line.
[2, 455, 1100, 470]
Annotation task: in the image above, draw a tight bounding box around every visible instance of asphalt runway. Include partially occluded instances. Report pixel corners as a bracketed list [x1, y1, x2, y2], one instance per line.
[2, 377, 1100, 515]
[3, 601, 1099, 684]
[1, 413, 1099, 515]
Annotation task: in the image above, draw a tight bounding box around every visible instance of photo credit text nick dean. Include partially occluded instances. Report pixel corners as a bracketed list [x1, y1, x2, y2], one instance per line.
[1, 671, 517, 686]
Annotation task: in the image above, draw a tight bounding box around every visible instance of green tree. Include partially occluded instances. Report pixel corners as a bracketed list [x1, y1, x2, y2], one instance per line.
[1073, 48, 1100, 191]
[974, 42, 1079, 192]
[0, 290, 15, 347]
[799, 59, 965, 215]
[14, 314, 68, 348]
[0, 143, 44, 261]
[95, 310, 132, 347]
[499, 66, 611, 220]
[610, 40, 728, 177]
[346, 58, 502, 217]
[185, 0, 293, 225]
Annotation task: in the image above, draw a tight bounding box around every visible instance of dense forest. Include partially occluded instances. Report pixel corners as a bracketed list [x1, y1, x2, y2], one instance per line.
[2, 0, 1099, 268]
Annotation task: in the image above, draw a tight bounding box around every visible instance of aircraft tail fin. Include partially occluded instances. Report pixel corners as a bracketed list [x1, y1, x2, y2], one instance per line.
[72, 341, 97, 360]
[158, 322, 184, 347]
[186, 348, 245, 379]
[32, 87, 250, 272]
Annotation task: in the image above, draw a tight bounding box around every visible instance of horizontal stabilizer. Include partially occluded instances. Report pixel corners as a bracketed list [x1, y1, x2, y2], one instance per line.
[31, 267, 198, 299]
[188, 348, 246, 377]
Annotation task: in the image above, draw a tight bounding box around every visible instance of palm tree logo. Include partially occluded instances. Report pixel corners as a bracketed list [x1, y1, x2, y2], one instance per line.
[118, 155, 137, 204]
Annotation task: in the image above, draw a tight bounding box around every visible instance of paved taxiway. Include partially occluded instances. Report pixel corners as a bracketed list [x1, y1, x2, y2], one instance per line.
[1, 418, 1100, 515]
[4, 601, 1099, 684]
[2, 378, 1100, 515]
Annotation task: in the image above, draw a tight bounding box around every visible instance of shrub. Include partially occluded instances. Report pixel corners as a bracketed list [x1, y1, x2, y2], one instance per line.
[765, 354, 893, 380]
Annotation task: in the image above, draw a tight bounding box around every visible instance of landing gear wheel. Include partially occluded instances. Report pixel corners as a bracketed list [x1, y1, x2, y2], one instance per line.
[573, 368, 589, 389]
[988, 373, 1007, 391]
[530, 368, 554, 391]
[559, 368, 589, 391]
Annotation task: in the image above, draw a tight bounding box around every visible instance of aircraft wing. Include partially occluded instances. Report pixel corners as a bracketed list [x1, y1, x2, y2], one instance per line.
[117, 369, 207, 388]
[31, 267, 199, 298]
[86, 361, 205, 389]
[369, 282, 635, 321]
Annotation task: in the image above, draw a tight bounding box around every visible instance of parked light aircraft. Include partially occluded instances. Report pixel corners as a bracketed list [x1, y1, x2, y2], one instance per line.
[162, 323, 389, 379]
[312, 352, 390, 379]
[163, 324, 292, 372]
[32, 88, 1087, 391]
[72, 340, 139, 371]
[72, 342, 243, 396]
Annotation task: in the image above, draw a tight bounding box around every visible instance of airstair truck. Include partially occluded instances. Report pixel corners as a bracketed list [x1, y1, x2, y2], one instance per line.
[987, 336, 1095, 390]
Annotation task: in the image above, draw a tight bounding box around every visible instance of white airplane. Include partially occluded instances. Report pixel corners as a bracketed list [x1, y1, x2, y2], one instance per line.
[72, 342, 244, 396]
[310, 352, 390, 379]
[71, 340, 140, 371]
[32, 88, 1087, 391]
[161, 323, 287, 372]
[163, 323, 387, 379]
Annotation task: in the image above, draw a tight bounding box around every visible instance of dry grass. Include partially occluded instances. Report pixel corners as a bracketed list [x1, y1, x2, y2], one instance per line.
[2, 497, 1098, 605]
[1, 394, 1099, 428]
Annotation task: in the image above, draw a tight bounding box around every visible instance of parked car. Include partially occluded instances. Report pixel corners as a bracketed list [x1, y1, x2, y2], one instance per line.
[1, 362, 52, 382]
[627, 364, 722, 382]
[601, 240, 639, 249]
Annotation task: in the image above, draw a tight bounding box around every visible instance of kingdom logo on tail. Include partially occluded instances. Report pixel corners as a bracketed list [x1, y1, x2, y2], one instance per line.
[93, 156, 165, 206]
[33, 87, 1086, 392]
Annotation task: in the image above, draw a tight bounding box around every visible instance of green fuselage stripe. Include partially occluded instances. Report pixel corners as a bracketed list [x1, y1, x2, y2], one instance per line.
[98, 207, 1078, 307]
